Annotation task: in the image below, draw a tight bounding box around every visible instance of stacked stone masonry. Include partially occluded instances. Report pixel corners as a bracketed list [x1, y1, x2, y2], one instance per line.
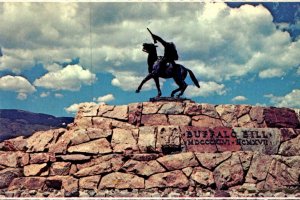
[0, 101, 300, 197]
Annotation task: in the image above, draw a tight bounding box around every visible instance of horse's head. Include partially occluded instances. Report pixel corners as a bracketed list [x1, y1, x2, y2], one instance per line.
[142, 43, 157, 54]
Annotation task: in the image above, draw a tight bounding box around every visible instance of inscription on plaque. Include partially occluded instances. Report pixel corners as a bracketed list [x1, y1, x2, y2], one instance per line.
[181, 126, 278, 154]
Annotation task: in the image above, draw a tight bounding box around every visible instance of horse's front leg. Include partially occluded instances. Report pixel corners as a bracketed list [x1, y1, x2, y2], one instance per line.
[136, 73, 153, 93]
[154, 77, 162, 97]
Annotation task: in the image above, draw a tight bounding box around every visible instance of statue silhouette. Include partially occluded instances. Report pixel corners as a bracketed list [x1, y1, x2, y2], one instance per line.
[136, 29, 200, 98]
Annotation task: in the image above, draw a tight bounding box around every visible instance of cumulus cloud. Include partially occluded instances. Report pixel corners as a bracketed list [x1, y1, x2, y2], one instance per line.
[111, 71, 157, 91]
[185, 81, 226, 98]
[232, 96, 247, 102]
[94, 94, 115, 103]
[0, 75, 35, 100]
[0, 2, 299, 90]
[34, 64, 97, 91]
[0, 75, 36, 93]
[40, 92, 50, 98]
[265, 89, 300, 108]
[65, 102, 97, 114]
[259, 68, 285, 78]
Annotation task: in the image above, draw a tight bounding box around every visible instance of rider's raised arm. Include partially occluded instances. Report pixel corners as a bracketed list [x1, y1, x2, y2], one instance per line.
[152, 34, 168, 47]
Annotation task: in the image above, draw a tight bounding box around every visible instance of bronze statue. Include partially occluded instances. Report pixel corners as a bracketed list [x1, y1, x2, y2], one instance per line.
[136, 29, 200, 98]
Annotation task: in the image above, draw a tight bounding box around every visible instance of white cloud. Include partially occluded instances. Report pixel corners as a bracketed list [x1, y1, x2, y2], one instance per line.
[65, 102, 97, 114]
[0, 2, 299, 88]
[265, 89, 300, 108]
[259, 68, 285, 79]
[44, 63, 63, 72]
[17, 92, 28, 100]
[185, 81, 226, 98]
[111, 71, 157, 91]
[94, 94, 115, 103]
[0, 75, 36, 94]
[232, 96, 247, 102]
[40, 92, 50, 98]
[34, 64, 97, 91]
[55, 93, 64, 98]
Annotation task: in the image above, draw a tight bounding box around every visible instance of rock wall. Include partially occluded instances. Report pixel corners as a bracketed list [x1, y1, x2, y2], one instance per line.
[0, 101, 300, 197]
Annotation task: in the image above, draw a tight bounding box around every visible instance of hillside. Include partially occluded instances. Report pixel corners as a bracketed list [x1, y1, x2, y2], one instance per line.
[0, 109, 73, 141]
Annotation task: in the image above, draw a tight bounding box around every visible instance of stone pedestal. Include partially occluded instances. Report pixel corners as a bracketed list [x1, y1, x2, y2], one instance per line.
[0, 101, 299, 197]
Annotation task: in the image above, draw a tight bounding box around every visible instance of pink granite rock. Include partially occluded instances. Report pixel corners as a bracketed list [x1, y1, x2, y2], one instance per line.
[77, 103, 99, 117]
[264, 107, 300, 128]
[235, 105, 251, 118]
[138, 126, 156, 152]
[86, 127, 112, 139]
[68, 138, 112, 154]
[184, 103, 202, 115]
[122, 160, 165, 176]
[57, 154, 91, 162]
[195, 152, 232, 170]
[191, 166, 214, 187]
[280, 128, 299, 142]
[102, 105, 128, 120]
[47, 176, 78, 196]
[0, 151, 29, 167]
[50, 162, 71, 176]
[279, 134, 300, 156]
[157, 152, 199, 170]
[26, 128, 65, 152]
[145, 170, 189, 189]
[264, 159, 299, 190]
[158, 102, 185, 114]
[128, 103, 143, 126]
[8, 177, 46, 190]
[93, 117, 135, 129]
[0, 168, 22, 189]
[76, 155, 123, 177]
[201, 104, 219, 118]
[141, 114, 169, 126]
[245, 153, 273, 183]
[168, 115, 191, 126]
[24, 163, 48, 176]
[79, 175, 101, 190]
[142, 102, 164, 114]
[30, 153, 56, 164]
[213, 154, 244, 189]
[249, 106, 265, 124]
[216, 104, 237, 127]
[2, 136, 27, 151]
[99, 172, 144, 189]
[192, 115, 223, 128]
[111, 128, 138, 153]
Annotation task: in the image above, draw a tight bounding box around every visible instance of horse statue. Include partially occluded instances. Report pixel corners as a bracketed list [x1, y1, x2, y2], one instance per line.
[136, 43, 200, 98]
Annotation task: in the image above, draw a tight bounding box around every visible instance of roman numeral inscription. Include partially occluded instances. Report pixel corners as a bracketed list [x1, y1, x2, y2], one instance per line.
[181, 126, 280, 154]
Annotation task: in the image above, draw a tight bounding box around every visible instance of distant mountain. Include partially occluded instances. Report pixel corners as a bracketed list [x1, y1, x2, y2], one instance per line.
[0, 109, 74, 142]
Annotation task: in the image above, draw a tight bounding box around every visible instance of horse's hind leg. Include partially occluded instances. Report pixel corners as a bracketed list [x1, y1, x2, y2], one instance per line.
[177, 81, 187, 98]
[171, 77, 184, 97]
[171, 87, 181, 97]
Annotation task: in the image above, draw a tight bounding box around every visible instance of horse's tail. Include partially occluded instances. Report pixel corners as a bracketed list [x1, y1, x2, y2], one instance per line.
[186, 68, 200, 88]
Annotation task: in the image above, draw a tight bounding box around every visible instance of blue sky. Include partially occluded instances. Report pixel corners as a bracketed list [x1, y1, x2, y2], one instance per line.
[0, 2, 299, 117]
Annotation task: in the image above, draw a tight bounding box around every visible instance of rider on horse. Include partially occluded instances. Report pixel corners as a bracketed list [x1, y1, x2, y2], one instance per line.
[148, 29, 180, 77]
